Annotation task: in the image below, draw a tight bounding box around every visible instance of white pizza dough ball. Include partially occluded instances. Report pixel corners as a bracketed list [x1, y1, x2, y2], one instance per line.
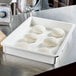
[49, 28, 65, 38]
[31, 25, 46, 34]
[23, 33, 37, 43]
[43, 37, 58, 47]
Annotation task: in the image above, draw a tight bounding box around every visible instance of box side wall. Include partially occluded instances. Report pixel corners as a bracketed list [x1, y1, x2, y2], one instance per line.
[55, 32, 73, 68]
[32, 17, 73, 32]
[3, 46, 55, 64]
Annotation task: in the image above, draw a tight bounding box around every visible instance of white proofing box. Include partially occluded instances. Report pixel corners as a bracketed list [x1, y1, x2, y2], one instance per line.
[1, 17, 75, 65]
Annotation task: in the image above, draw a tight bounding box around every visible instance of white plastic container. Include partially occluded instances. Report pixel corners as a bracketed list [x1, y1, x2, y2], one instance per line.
[1, 17, 75, 65]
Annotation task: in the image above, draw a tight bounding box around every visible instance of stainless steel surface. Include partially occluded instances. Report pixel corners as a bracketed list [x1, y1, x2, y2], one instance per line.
[0, 64, 36, 76]
[0, 53, 53, 76]
[0, 25, 11, 35]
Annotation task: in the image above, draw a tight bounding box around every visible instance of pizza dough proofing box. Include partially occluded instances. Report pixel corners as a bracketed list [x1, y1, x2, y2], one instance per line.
[1, 17, 75, 65]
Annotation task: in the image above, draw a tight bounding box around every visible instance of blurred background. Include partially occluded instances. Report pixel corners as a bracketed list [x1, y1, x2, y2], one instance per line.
[0, 0, 76, 35]
[0, 0, 76, 8]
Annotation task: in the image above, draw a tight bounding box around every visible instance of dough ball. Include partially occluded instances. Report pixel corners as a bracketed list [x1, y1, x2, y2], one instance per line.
[49, 28, 65, 38]
[31, 25, 46, 34]
[23, 33, 37, 43]
[43, 37, 58, 47]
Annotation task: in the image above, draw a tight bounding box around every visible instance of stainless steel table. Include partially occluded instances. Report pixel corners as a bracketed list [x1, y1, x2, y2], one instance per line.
[0, 52, 53, 76]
